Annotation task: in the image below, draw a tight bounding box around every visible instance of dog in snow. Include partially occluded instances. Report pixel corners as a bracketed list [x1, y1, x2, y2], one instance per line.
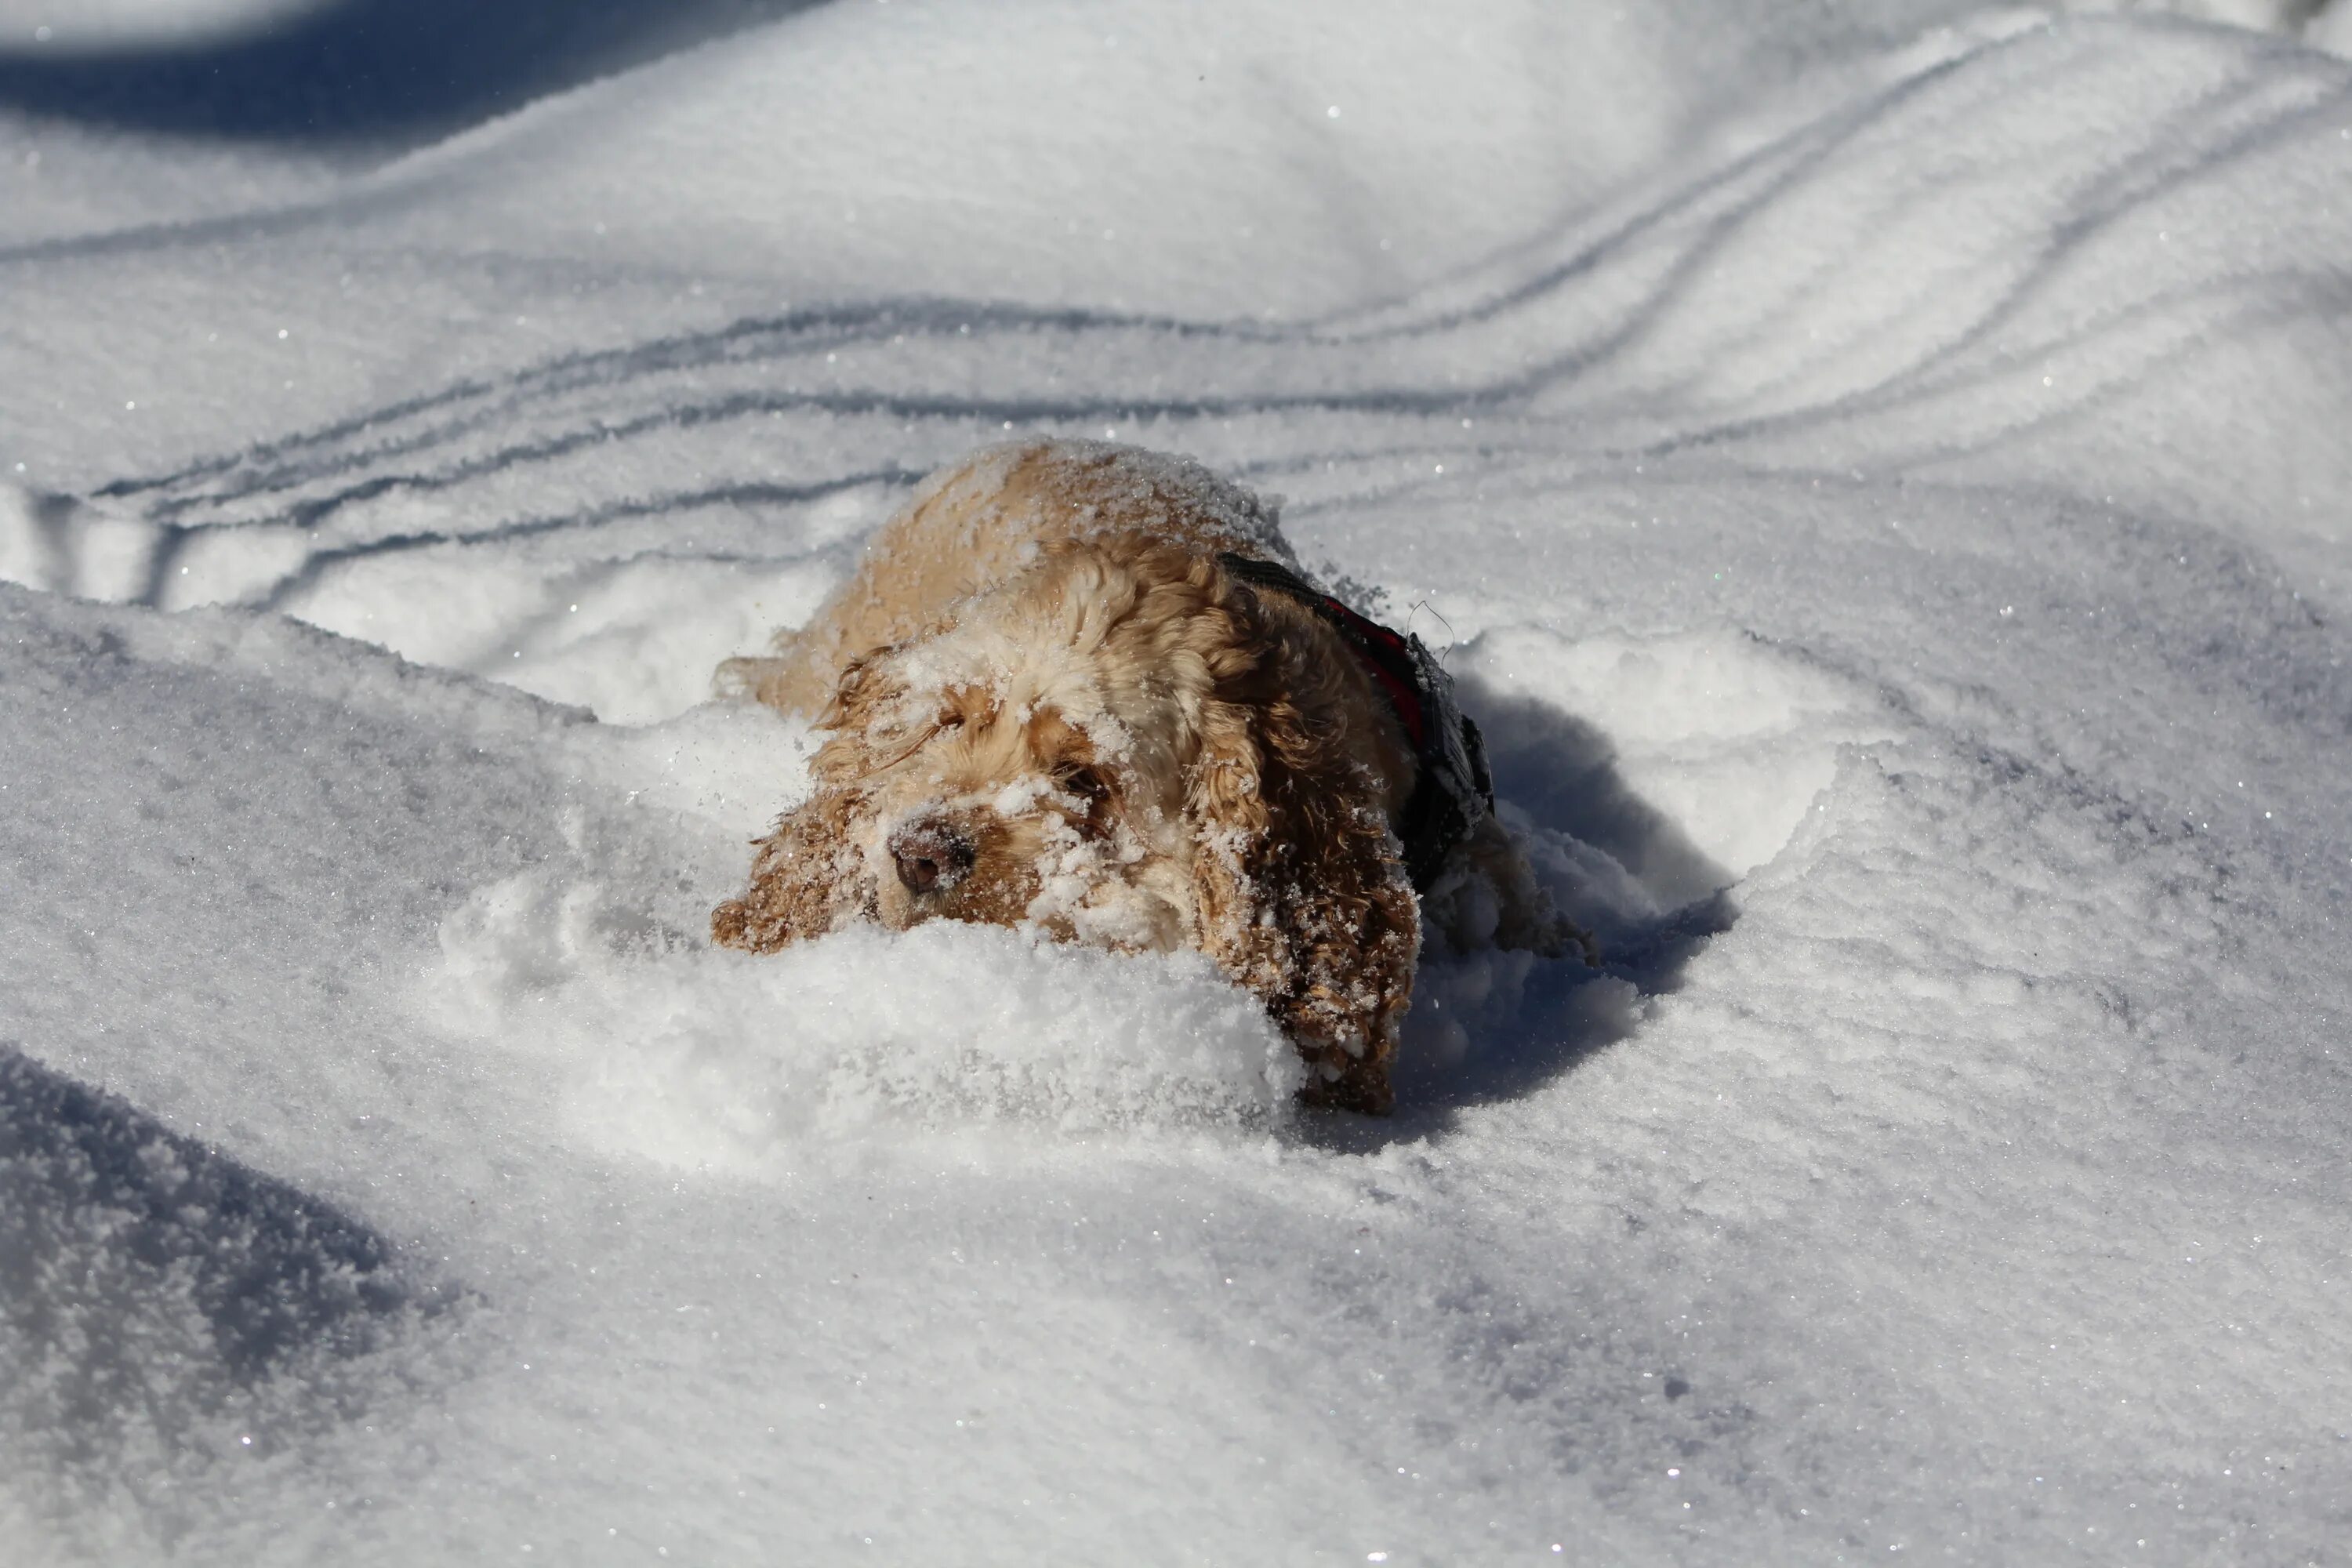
[712, 439, 1587, 1112]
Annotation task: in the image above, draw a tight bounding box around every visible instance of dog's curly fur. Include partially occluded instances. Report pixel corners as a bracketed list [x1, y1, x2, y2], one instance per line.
[713, 439, 1581, 1113]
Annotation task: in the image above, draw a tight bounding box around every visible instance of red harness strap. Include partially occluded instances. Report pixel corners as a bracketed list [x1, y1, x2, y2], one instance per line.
[1317, 596, 1428, 753]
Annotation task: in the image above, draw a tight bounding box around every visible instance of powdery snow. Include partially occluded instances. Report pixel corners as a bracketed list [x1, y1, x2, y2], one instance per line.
[2, 3, 2350, 1564]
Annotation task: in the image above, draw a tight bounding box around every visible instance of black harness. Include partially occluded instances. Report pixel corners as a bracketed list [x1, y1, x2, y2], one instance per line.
[1218, 554, 1494, 891]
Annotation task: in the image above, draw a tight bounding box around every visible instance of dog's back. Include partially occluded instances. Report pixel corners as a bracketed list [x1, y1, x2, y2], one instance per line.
[720, 439, 1295, 716]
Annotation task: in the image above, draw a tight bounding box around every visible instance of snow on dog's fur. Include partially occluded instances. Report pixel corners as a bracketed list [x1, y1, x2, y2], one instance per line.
[712, 439, 1579, 1113]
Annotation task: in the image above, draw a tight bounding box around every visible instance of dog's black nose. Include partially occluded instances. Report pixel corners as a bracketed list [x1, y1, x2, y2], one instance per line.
[889, 821, 975, 895]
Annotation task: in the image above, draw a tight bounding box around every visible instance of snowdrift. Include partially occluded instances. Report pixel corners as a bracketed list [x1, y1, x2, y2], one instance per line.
[2, 2, 2349, 1563]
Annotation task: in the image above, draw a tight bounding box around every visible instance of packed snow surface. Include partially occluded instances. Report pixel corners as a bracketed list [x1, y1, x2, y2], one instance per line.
[2, 2, 2350, 1563]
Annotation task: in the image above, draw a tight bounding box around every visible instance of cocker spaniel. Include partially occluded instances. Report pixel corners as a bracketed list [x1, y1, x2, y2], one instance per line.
[712, 439, 1586, 1113]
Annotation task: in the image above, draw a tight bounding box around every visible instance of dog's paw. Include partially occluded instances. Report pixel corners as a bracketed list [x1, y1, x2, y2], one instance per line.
[710, 895, 757, 950]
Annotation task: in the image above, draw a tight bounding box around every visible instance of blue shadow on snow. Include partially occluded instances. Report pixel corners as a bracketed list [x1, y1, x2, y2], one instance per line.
[0, 0, 827, 146]
[0, 1045, 445, 1461]
[1315, 676, 1739, 1147]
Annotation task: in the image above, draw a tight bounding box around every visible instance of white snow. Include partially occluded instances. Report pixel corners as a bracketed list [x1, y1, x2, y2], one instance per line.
[0, 1, 325, 50]
[3, 2, 2350, 1563]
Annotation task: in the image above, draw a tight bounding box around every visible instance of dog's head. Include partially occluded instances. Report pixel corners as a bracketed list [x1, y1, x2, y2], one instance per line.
[713, 532, 1419, 1111]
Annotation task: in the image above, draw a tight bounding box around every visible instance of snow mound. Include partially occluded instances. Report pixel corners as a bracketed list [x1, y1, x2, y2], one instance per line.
[434, 872, 1305, 1153]
[1463, 623, 1893, 888]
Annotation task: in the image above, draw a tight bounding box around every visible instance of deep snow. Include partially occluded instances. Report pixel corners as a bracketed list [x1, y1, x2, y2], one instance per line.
[2, 2, 2350, 1563]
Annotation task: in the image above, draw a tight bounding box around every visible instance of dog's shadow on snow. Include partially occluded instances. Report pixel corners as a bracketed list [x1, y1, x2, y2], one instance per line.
[1306, 676, 1737, 1151]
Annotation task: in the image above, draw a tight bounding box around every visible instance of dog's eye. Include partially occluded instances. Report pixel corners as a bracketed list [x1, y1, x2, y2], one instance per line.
[1058, 765, 1112, 835]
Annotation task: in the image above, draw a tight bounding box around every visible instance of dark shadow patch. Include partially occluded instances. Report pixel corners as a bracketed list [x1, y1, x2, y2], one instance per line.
[0, 0, 827, 147]
[1471, 675, 1731, 919]
[0, 1045, 452, 1465]
[1302, 675, 1740, 1149]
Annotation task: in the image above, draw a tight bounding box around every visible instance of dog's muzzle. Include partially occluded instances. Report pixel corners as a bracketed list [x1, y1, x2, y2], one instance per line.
[888, 818, 975, 895]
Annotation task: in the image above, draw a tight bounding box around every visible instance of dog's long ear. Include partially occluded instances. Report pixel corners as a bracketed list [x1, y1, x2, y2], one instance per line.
[1184, 589, 1419, 1115]
[711, 648, 909, 952]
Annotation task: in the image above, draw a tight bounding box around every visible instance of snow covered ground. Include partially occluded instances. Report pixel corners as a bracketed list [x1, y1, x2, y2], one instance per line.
[2, 2, 2350, 1562]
